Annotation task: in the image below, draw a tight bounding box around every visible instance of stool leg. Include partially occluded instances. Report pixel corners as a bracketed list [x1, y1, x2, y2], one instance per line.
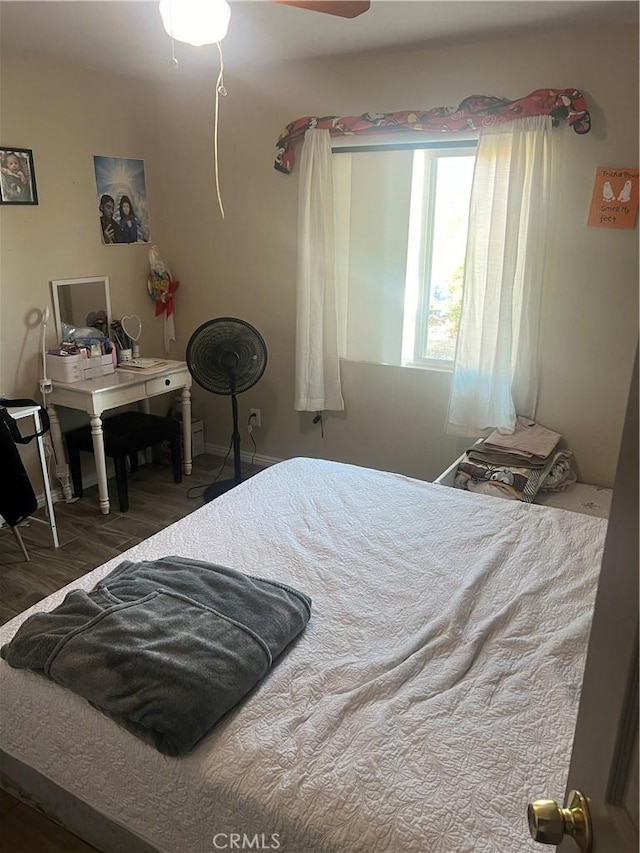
[129, 453, 139, 474]
[67, 443, 84, 499]
[11, 525, 30, 561]
[170, 434, 183, 484]
[113, 456, 129, 512]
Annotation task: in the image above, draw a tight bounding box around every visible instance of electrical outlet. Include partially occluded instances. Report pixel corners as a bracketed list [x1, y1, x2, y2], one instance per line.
[249, 408, 261, 428]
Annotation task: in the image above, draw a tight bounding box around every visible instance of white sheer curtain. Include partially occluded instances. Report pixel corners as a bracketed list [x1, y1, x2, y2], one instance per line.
[295, 129, 344, 412]
[446, 115, 552, 436]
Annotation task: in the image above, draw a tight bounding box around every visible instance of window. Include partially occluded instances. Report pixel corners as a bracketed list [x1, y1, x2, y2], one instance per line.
[333, 141, 476, 370]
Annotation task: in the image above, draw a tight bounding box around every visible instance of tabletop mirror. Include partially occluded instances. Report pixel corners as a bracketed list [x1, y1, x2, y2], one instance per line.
[50, 276, 111, 343]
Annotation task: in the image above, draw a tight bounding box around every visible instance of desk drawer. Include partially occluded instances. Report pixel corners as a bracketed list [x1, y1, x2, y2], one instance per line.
[146, 372, 187, 396]
[98, 385, 148, 409]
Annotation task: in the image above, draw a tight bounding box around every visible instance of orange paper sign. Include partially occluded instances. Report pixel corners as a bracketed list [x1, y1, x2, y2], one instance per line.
[587, 167, 638, 228]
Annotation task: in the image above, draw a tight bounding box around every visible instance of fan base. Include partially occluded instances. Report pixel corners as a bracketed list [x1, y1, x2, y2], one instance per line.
[203, 478, 240, 503]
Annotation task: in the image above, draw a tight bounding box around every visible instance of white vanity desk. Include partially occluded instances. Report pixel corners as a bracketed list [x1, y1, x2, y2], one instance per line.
[47, 360, 192, 515]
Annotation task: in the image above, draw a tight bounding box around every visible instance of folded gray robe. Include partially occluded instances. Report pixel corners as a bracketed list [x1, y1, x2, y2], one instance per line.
[1, 557, 311, 756]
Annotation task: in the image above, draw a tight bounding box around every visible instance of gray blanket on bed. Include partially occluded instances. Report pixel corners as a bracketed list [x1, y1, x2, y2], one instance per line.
[1, 557, 311, 756]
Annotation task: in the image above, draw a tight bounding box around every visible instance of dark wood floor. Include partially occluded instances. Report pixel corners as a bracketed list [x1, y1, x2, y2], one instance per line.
[0, 453, 262, 853]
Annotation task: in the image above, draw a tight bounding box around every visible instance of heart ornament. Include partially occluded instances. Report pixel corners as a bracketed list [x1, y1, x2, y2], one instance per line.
[121, 314, 142, 342]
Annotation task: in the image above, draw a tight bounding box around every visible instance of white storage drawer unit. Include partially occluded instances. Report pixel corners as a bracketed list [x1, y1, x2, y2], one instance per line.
[46, 353, 114, 383]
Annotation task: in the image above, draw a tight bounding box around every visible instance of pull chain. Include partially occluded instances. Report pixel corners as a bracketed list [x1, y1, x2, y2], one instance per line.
[163, 1, 226, 219]
[167, 0, 178, 68]
[214, 41, 227, 219]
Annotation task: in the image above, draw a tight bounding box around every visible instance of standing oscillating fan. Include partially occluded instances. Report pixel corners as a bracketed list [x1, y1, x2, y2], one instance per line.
[186, 317, 267, 501]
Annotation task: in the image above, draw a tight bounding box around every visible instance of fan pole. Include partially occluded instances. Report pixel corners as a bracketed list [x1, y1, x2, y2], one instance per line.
[186, 317, 268, 502]
[231, 390, 241, 484]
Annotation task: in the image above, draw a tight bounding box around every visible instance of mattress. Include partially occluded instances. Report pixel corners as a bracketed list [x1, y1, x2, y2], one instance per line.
[0, 457, 607, 853]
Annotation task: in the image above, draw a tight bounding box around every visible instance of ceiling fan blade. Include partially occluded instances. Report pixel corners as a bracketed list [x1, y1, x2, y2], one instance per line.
[271, 1, 371, 19]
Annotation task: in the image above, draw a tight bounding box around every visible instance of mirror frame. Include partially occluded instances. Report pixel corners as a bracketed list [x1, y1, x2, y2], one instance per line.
[50, 275, 111, 343]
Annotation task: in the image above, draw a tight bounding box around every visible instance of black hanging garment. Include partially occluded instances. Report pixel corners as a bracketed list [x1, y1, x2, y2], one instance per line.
[0, 398, 48, 528]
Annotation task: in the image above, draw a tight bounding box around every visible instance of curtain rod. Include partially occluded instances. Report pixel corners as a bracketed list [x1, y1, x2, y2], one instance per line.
[331, 139, 478, 154]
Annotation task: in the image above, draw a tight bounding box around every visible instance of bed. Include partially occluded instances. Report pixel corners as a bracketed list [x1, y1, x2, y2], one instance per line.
[0, 457, 607, 853]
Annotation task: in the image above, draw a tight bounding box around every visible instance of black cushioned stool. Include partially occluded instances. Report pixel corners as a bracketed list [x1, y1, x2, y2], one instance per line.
[65, 412, 182, 512]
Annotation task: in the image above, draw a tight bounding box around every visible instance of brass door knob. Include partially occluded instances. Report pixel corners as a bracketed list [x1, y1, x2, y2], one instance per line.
[527, 790, 592, 852]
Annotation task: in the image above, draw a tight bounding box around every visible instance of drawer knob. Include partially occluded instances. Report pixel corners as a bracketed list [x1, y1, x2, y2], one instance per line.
[165, 378, 171, 386]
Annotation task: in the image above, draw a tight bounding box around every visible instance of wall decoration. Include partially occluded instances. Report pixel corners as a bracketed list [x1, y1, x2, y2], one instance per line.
[587, 167, 638, 229]
[93, 155, 151, 245]
[0, 147, 38, 205]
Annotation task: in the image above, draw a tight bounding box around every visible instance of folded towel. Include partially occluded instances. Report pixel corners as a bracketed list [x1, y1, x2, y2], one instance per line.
[454, 449, 560, 502]
[537, 450, 577, 493]
[484, 417, 561, 460]
[2, 557, 311, 756]
[467, 444, 548, 469]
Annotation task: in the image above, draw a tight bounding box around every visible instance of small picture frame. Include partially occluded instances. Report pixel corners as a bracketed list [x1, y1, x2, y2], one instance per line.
[0, 147, 38, 205]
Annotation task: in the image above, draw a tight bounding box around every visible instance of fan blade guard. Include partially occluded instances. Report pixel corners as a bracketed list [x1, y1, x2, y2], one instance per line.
[186, 317, 267, 396]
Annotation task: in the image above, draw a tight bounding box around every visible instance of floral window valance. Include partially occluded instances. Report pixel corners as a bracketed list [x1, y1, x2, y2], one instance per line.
[274, 88, 590, 174]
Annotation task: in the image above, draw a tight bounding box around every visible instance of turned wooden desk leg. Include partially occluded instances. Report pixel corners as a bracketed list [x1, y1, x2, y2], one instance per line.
[90, 414, 111, 514]
[181, 387, 192, 475]
[47, 404, 73, 502]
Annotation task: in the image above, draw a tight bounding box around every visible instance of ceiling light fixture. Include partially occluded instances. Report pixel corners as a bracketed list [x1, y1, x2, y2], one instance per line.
[159, 0, 231, 46]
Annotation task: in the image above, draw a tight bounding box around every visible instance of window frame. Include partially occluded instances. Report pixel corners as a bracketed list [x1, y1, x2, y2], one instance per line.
[331, 134, 478, 373]
[406, 142, 478, 371]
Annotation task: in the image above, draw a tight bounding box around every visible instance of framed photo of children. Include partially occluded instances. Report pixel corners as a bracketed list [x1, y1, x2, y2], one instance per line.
[0, 147, 38, 205]
[93, 155, 151, 245]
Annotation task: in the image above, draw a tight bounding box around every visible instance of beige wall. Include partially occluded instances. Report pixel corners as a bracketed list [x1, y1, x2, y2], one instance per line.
[0, 50, 167, 484]
[1, 23, 638, 493]
[154, 23, 638, 486]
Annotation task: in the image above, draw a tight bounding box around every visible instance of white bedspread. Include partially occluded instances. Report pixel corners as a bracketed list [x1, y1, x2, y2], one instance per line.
[0, 458, 607, 852]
